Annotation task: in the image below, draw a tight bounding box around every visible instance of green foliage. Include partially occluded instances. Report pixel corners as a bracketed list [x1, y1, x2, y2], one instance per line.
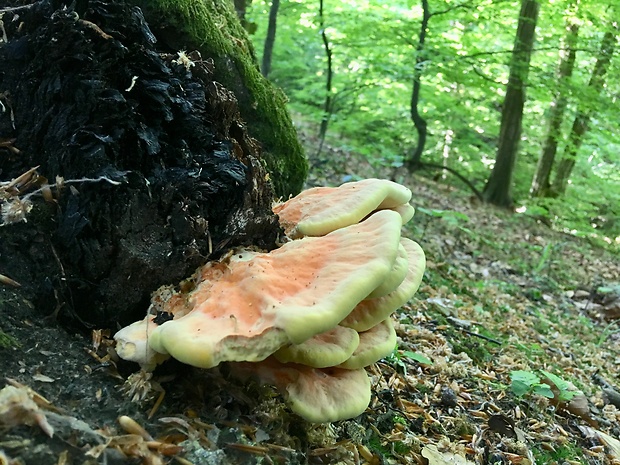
[510, 370, 576, 402]
[532, 442, 585, 464]
[247, 0, 620, 246]
[0, 329, 18, 349]
[402, 350, 433, 366]
[539, 370, 575, 402]
[385, 347, 433, 376]
[510, 370, 554, 398]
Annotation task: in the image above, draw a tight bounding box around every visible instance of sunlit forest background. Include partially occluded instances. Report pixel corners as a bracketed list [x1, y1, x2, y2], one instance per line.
[243, 0, 619, 249]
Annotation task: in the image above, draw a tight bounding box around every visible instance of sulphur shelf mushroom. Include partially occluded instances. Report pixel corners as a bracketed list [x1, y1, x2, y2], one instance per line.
[340, 238, 426, 332]
[273, 325, 360, 368]
[272, 178, 412, 238]
[230, 358, 372, 423]
[114, 179, 426, 423]
[117, 209, 402, 369]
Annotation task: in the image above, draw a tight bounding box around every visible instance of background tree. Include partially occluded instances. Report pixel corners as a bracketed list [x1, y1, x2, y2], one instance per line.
[261, 0, 281, 78]
[247, 0, 620, 240]
[405, 0, 430, 170]
[550, 25, 618, 196]
[482, 0, 540, 207]
[316, 0, 334, 157]
[530, 16, 579, 198]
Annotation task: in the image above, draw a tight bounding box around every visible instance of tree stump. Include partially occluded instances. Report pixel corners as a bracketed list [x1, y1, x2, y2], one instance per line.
[0, 0, 303, 327]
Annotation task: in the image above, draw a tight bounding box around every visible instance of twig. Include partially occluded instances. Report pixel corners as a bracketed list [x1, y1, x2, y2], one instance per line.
[0, 4, 38, 13]
[461, 328, 502, 345]
[0, 273, 21, 287]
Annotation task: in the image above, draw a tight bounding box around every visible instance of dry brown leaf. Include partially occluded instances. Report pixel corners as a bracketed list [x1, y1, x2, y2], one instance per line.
[422, 444, 474, 465]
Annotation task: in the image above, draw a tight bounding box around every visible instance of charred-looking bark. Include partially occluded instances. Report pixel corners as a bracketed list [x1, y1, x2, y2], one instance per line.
[0, 0, 281, 327]
[483, 0, 539, 208]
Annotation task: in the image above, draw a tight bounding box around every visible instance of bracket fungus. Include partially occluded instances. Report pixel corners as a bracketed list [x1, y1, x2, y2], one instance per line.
[129, 209, 402, 369]
[230, 358, 372, 424]
[114, 179, 426, 423]
[273, 325, 360, 368]
[272, 178, 412, 238]
[367, 242, 410, 299]
[338, 318, 397, 370]
[340, 238, 426, 332]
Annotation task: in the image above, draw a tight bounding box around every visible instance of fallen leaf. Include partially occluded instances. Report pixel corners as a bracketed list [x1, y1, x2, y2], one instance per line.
[422, 444, 474, 465]
[33, 374, 55, 383]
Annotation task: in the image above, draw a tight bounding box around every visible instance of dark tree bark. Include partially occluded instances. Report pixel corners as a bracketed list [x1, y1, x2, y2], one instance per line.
[530, 21, 579, 198]
[0, 0, 291, 328]
[316, 0, 334, 157]
[233, 0, 249, 24]
[550, 28, 617, 196]
[404, 0, 431, 170]
[483, 0, 539, 207]
[261, 0, 280, 78]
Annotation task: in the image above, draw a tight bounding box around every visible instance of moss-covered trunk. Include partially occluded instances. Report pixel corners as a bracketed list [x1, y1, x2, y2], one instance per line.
[131, 0, 308, 198]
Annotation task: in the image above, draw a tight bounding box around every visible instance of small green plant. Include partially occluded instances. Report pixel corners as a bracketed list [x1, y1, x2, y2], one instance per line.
[510, 370, 576, 402]
[539, 370, 576, 403]
[385, 348, 433, 376]
[402, 350, 433, 366]
[532, 442, 585, 463]
[597, 320, 620, 346]
[510, 370, 554, 398]
[0, 329, 19, 349]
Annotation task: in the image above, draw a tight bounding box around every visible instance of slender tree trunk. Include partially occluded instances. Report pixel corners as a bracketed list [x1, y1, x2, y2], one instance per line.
[234, 0, 248, 26]
[530, 21, 579, 197]
[482, 0, 539, 207]
[551, 28, 617, 196]
[405, 0, 430, 170]
[316, 0, 333, 157]
[261, 0, 280, 78]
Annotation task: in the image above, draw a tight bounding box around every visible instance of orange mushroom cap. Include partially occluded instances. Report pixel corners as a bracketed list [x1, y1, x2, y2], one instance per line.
[273, 325, 360, 368]
[147, 210, 403, 369]
[230, 357, 371, 423]
[338, 318, 397, 370]
[273, 178, 412, 238]
[340, 238, 426, 332]
[113, 260, 235, 369]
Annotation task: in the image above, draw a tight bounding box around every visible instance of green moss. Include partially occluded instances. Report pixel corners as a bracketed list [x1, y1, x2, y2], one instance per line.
[532, 442, 585, 464]
[451, 338, 495, 364]
[131, 0, 308, 197]
[0, 329, 19, 349]
[367, 434, 389, 456]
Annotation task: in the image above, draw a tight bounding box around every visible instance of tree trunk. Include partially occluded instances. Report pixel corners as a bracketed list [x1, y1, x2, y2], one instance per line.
[261, 0, 280, 78]
[0, 0, 293, 327]
[482, 0, 539, 207]
[550, 28, 617, 196]
[233, 0, 248, 23]
[530, 21, 579, 198]
[405, 0, 431, 170]
[316, 0, 334, 157]
[134, 0, 307, 198]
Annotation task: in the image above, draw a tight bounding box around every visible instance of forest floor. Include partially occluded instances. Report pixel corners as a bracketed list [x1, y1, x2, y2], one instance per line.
[1, 129, 620, 465]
